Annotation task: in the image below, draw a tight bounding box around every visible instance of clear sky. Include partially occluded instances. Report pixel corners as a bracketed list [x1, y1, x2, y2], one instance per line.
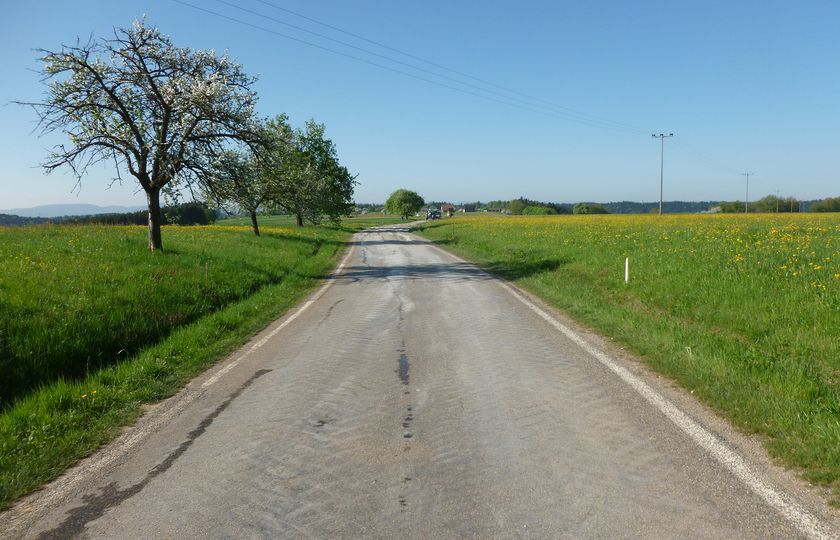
[1, 0, 838, 208]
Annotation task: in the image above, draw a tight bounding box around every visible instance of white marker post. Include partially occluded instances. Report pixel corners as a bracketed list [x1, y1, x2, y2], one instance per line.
[625, 257, 629, 284]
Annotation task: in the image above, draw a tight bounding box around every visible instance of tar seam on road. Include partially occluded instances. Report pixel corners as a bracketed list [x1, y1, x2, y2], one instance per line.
[37, 369, 273, 539]
[424, 234, 834, 540]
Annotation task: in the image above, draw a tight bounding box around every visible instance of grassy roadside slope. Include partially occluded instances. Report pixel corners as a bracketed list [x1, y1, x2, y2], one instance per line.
[0, 216, 401, 509]
[417, 213, 840, 502]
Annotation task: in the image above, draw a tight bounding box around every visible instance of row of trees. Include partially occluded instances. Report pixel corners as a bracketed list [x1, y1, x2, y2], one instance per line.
[810, 196, 840, 212]
[25, 19, 355, 250]
[509, 198, 609, 215]
[207, 116, 355, 235]
[719, 195, 803, 213]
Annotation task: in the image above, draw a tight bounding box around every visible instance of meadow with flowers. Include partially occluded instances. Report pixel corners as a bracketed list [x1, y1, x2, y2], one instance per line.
[418, 213, 840, 500]
[0, 216, 399, 507]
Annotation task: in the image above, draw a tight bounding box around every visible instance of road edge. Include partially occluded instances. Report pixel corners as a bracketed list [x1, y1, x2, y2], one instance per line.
[410, 229, 839, 540]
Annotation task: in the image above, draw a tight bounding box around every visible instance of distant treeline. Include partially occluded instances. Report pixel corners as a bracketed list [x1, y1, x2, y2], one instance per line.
[444, 197, 837, 214]
[718, 195, 804, 213]
[355, 203, 385, 213]
[715, 195, 840, 213]
[0, 214, 50, 226]
[0, 202, 217, 227]
[465, 199, 720, 214]
[7, 196, 837, 227]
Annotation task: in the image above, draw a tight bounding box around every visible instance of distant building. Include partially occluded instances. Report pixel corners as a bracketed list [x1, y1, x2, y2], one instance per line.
[441, 203, 455, 217]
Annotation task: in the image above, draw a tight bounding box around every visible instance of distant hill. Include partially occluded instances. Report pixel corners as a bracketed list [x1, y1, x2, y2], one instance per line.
[0, 204, 146, 218]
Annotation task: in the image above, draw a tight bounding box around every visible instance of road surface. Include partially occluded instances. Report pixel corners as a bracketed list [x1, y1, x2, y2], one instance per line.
[6, 225, 836, 539]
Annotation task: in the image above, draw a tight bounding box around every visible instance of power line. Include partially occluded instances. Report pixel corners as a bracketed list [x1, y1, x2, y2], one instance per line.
[171, 0, 643, 132]
[670, 138, 741, 176]
[173, 0, 757, 190]
[250, 0, 643, 132]
[216, 0, 613, 126]
[217, 0, 644, 132]
[213, 0, 637, 130]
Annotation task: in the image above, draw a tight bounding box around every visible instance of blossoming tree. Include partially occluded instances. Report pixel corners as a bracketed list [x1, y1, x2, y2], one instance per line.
[24, 19, 261, 250]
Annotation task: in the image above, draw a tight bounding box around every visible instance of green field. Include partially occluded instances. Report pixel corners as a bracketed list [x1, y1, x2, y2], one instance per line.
[0, 215, 401, 508]
[417, 213, 840, 501]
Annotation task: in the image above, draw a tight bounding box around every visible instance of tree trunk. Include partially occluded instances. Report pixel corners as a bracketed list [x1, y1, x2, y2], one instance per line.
[296, 212, 303, 227]
[250, 210, 260, 236]
[147, 188, 163, 251]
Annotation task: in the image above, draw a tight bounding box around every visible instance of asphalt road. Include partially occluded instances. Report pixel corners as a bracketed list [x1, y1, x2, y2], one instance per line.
[7, 225, 837, 539]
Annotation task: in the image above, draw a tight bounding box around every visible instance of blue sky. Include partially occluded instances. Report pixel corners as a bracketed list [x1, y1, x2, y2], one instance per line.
[1, 0, 838, 208]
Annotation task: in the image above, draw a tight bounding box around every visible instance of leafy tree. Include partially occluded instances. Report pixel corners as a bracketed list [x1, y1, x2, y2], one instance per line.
[385, 189, 424, 219]
[510, 198, 527, 215]
[294, 120, 356, 225]
[573, 203, 609, 214]
[264, 117, 356, 226]
[718, 201, 744, 213]
[485, 200, 511, 210]
[751, 195, 799, 213]
[522, 205, 557, 215]
[22, 19, 261, 250]
[810, 196, 840, 212]
[784, 198, 803, 212]
[206, 149, 273, 235]
[752, 195, 779, 213]
[719, 197, 801, 213]
[164, 202, 216, 225]
[509, 197, 569, 215]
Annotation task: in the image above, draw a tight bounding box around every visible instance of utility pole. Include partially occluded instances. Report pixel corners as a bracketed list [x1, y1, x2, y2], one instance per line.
[742, 172, 754, 213]
[774, 189, 781, 213]
[652, 133, 674, 215]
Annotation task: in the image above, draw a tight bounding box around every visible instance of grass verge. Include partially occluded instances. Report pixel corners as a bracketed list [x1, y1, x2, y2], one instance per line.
[416, 213, 840, 503]
[0, 215, 402, 509]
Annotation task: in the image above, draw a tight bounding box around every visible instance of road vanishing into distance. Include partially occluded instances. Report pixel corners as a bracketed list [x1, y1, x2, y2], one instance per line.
[6, 225, 837, 539]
